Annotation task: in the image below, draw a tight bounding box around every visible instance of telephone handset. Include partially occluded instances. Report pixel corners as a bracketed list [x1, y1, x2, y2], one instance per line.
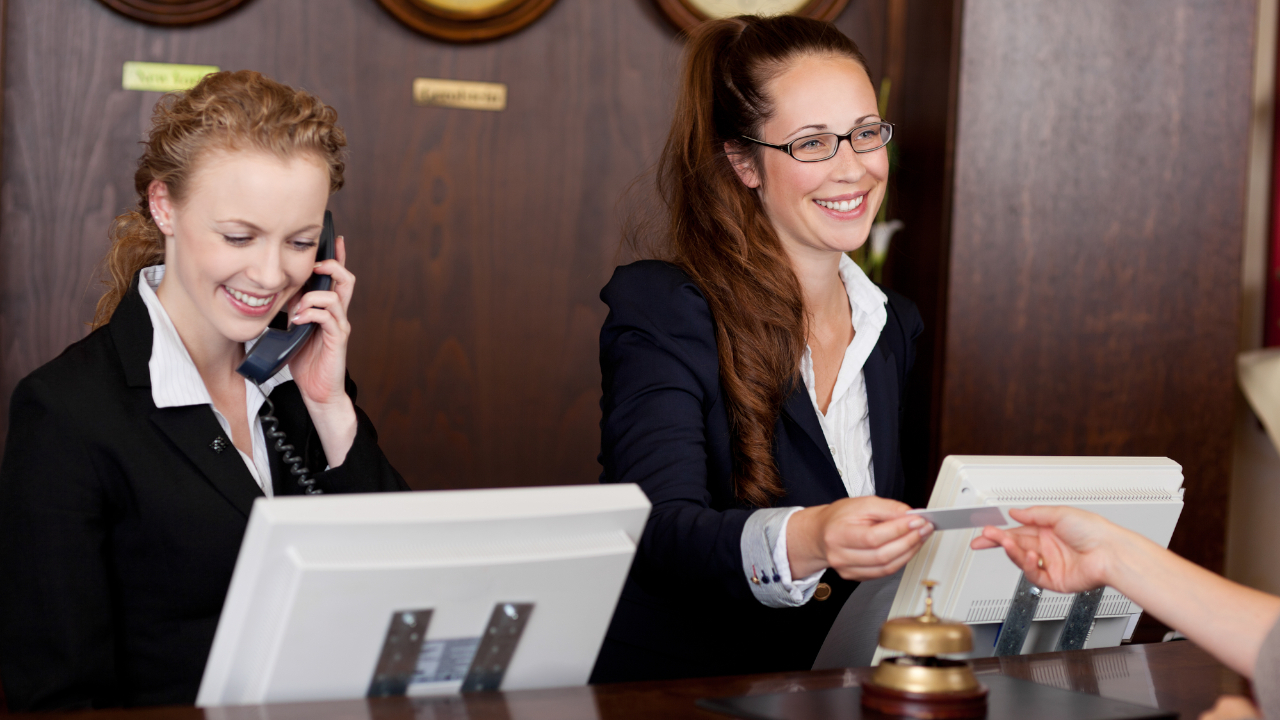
[236, 210, 336, 384]
[236, 210, 337, 496]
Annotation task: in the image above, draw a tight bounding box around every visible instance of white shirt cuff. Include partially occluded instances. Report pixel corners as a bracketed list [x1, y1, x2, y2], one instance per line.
[776, 507, 825, 601]
[741, 506, 825, 608]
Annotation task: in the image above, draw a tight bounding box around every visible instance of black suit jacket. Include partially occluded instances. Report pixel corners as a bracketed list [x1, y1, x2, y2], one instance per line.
[590, 261, 923, 683]
[0, 281, 408, 711]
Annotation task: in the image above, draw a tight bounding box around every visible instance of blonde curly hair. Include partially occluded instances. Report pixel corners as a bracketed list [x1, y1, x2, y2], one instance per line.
[92, 70, 346, 328]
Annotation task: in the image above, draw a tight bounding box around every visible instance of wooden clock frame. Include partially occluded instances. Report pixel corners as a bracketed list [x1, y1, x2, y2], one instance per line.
[97, 0, 251, 25]
[653, 0, 850, 32]
[373, 0, 560, 43]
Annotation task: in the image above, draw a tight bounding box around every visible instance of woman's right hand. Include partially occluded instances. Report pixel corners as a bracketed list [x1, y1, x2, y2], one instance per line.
[969, 506, 1133, 594]
[787, 497, 932, 580]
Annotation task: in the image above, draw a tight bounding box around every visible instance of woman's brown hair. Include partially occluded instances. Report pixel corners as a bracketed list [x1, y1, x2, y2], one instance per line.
[92, 70, 347, 329]
[644, 15, 870, 507]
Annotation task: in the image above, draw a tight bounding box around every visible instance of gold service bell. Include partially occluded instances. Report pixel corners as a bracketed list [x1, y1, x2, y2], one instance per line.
[861, 580, 988, 719]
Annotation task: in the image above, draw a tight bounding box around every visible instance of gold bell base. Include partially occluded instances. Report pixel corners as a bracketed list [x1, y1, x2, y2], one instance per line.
[860, 681, 989, 719]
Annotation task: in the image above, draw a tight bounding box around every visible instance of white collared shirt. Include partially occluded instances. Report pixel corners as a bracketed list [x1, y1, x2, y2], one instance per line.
[745, 254, 889, 607]
[138, 265, 293, 495]
[798, 253, 887, 498]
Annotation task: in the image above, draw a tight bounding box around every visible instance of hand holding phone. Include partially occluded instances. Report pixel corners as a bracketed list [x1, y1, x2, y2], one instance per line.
[236, 210, 336, 384]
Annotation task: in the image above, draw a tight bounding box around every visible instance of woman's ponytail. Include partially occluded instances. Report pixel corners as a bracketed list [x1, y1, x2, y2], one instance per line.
[92, 209, 164, 329]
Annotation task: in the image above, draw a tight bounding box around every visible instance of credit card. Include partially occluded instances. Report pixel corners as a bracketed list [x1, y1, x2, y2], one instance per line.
[907, 506, 1008, 531]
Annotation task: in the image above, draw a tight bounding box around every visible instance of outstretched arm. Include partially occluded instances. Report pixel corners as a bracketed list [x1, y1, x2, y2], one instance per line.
[972, 506, 1280, 679]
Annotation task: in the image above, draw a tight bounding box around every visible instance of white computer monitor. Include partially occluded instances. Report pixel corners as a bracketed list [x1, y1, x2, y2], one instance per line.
[872, 456, 1184, 664]
[196, 484, 650, 707]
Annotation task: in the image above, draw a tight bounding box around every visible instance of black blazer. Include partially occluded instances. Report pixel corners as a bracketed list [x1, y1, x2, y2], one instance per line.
[590, 261, 923, 683]
[0, 281, 408, 711]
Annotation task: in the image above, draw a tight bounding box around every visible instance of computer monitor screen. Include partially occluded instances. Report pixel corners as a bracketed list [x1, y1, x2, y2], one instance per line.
[872, 456, 1184, 664]
[196, 484, 650, 707]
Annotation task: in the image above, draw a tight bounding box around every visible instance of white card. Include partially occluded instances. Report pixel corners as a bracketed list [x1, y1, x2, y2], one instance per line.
[907, 505, 1008, 531]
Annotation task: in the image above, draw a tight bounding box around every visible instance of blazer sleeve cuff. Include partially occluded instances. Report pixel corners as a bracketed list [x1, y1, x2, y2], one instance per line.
[742, 506, 821, 608]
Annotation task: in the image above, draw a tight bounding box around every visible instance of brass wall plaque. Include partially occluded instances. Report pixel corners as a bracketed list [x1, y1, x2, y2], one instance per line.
[122, 62, 219, 92]
[413, 78, 507, 112]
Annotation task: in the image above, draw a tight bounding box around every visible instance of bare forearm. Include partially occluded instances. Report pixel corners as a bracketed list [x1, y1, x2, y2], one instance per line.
[1105, 532, 1280, 678]
[303, 395, 357, 467]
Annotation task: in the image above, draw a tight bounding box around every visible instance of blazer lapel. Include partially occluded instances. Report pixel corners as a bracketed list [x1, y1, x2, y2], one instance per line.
[863, 343, 899, 499]
[153, 405, 265, 517]
[780, 380, 847, 499]
[110, 274, 265, 515]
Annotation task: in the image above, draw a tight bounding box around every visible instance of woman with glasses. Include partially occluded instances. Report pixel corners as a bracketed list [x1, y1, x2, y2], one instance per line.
[591, 15, 928, 683]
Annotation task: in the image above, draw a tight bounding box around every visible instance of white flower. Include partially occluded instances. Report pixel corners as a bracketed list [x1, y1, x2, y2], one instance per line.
[869, 220, 904, 265]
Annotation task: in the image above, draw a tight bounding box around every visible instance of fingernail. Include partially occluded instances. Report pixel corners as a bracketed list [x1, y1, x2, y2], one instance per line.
[909, 519, 925, 529]
[919, 525, 933, 537]
[314, 262, 323, 268]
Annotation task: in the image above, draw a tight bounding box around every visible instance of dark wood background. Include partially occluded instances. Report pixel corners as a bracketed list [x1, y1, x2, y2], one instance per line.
[935, 0, 1256, 574]
[0, 0, 894, 491]
[879, 0, 959, 508]
[0, 0, 1257, 579]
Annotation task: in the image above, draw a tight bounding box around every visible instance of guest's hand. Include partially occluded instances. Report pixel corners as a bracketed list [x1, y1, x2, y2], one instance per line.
[788, 497, 932, 581]
[974, 507, 1280, 682]
[1199, 695, 1261, 720]
[968, 506, 1133, 594]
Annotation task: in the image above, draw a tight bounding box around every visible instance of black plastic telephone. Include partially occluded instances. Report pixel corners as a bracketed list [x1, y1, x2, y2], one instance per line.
[236, 210, 337, 496]
[237, 209, 336, 384]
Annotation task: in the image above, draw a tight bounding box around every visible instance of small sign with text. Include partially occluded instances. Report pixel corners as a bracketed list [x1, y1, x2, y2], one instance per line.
[122, 62, 219, 93]
[413, 78, 507, 112]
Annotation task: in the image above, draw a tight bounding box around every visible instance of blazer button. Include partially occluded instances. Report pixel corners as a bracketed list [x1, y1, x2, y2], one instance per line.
[814, 583, 832, 601]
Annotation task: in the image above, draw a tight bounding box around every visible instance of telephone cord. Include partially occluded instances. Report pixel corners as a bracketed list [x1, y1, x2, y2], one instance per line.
[257, 388, 322, 495]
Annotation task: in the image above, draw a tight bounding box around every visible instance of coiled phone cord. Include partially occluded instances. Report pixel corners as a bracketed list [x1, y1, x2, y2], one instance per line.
[257, 387, 322, 495]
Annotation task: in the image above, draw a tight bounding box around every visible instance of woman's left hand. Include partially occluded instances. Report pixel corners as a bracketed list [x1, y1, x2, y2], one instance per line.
[287, 234, 358, 465]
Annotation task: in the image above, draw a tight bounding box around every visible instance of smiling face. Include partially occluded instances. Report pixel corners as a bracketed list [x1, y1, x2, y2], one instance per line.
[153, 149, 330, 350]
[732, 54, 887, 260]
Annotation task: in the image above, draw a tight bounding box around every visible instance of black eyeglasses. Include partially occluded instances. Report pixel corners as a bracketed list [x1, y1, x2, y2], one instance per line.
[741, 121, 894, 162]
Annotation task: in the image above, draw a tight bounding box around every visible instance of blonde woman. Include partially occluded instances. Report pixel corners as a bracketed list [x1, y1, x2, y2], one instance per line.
[0, 71, 406, 711]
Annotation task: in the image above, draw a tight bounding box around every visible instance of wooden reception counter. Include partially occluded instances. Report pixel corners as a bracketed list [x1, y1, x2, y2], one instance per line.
[5, 641, 1248, 719]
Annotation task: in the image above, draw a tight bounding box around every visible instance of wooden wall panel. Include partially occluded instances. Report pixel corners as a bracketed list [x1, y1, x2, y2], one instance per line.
[881, 0, 961, 505]
[0, 0, 889, 491]
[941, 0, 1256, 572]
